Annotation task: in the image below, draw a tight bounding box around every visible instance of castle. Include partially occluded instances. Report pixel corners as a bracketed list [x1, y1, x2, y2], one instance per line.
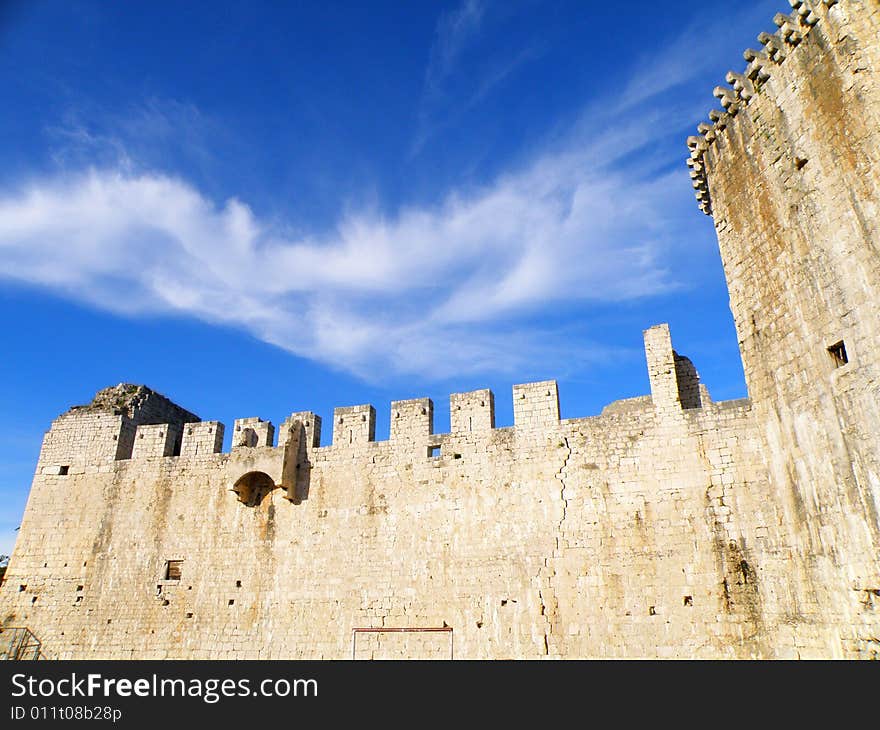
[1, 0, 878, 659]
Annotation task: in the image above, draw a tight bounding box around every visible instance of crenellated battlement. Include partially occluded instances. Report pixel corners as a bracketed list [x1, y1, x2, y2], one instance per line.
[450, 389, 495, 433]
[687, 0, 840, 215]
[131, 423, 181, 459]
[36, 383, 199, 473]
[278, 411, 321, 450]
[34, 324, 733, 475]
[180, 421, 224, 457]
[232, 417, 274, 449]
[390, 398, 433, 441]
[332, 404, 376, 447]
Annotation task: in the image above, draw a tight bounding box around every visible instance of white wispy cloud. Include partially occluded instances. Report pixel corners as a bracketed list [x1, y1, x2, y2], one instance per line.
[0, 146, 682, 381]
[0, 3, 771, 383]
[425, 0, 487, 94]
[412, 0, 545, 154]
[46, 97, 227, 179]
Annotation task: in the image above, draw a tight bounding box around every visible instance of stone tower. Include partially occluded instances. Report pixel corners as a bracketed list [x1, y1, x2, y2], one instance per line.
[688, 0, 880, 656]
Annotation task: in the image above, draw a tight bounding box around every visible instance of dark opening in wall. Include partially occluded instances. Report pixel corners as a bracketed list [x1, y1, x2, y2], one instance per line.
[674, 353, 703, 409]
[649, 606, 657, 616]
[428, 445, 441, 458]
[59, 465, 69, 476]
[795, 157, 809, 170]
[171, 428, 183, 457]
[828, 340, 848, 368]
[232, 471, 275, 507]
[228, 599, 234, 606]
[684, 595, 693, 607]
[236, 580, 242, 588]
[165, 560, 183, 581]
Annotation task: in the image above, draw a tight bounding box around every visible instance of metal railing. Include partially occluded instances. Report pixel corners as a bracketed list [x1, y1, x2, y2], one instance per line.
[0, 627, 48, 660]
[351, 626, 453, 660]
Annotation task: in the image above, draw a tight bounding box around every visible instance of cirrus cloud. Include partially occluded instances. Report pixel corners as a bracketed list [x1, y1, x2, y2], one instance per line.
[0, 1, 772, 382]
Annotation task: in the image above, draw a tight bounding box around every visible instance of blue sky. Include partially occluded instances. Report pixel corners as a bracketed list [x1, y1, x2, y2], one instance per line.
[0, 0, 784, 556]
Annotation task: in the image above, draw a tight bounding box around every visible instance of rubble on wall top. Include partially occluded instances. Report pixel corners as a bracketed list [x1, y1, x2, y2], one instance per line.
[69, 383, 198, 422]
[687, 0, 839, 216]
[71, 383, 157, 417]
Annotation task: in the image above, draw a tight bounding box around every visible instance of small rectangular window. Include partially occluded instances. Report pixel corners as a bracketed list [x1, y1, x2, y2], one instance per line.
[827, 340, 848, 368]
[165, 560, 183, 581]
[428, 445, 441, 458]
[59, 465, 69, 475]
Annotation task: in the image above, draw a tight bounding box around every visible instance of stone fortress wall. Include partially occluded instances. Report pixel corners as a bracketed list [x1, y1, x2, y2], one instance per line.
[2, 326, 780, 659]
[1, 0, 878, 658]
[688, 0, 880, 658]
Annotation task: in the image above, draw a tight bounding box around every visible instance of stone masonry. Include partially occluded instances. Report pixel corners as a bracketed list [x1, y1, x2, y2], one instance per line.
[1, 0, 878, 659]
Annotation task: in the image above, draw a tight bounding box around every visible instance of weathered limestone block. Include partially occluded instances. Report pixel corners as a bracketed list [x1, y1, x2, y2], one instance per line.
[232, 417, 274, 449]
[512, 381, 560, 430]
[131, 423, 180, 459]
[450, 389, 494, 433]
[279, 411, 321, 450]
[332, 405, 376, 447]
[180, 421, 224, 457]
[390, 399, 433, 442]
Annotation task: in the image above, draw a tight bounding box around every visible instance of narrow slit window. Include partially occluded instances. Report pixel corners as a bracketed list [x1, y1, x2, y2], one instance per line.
[827, 340, 848, 368]
[165, 560, 183, 581]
